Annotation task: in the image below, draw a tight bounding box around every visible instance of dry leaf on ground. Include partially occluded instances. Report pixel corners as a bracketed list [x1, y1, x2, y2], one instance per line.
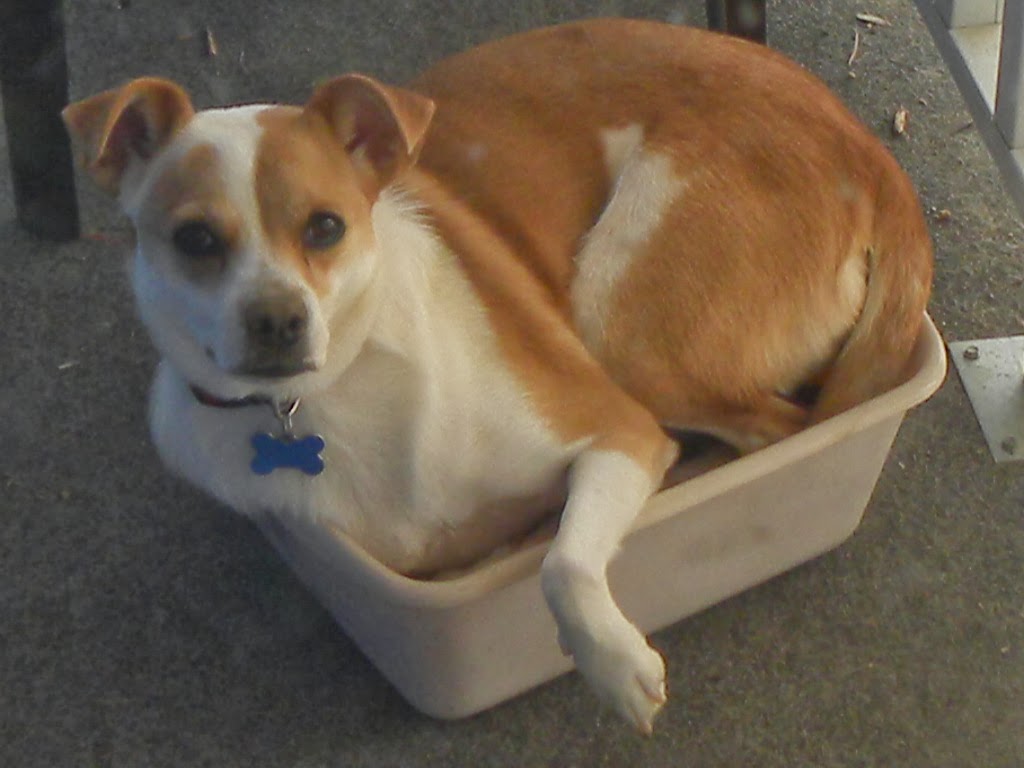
[892, 106, 910, 137]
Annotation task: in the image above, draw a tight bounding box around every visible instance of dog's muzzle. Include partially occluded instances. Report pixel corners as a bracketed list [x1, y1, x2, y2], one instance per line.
[236, 291, 316, 378]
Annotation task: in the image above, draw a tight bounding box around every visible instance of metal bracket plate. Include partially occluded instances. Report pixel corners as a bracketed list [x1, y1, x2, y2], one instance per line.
[949, 336, 1024, 463]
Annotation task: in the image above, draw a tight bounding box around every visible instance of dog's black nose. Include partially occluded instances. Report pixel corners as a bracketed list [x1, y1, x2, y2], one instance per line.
[244, 294, 308, 350]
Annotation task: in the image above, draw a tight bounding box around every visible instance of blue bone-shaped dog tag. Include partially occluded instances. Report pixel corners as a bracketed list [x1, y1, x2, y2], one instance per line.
[250, 433, 325, 476]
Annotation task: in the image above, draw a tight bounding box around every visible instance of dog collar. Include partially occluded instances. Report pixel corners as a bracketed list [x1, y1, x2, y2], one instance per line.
[189, 385, 275, 409]
[188, 385, 325, 477]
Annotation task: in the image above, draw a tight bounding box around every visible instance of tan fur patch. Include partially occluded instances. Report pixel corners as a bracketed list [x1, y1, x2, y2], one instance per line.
[409, 18, 931, 452]
[253, 108, 377, 297]
[62, 77, 194, 195]
[138, 142, 240, 280]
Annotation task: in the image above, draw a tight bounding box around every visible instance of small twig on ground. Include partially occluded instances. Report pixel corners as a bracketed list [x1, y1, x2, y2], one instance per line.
[205, 26, 219, 57]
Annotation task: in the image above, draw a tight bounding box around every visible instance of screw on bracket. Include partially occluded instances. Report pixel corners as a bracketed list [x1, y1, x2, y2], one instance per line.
[1001, 437, 1017, 456]
[963, 345, 980, 361]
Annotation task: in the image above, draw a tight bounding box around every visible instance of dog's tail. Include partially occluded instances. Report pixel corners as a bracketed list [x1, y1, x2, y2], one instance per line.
[811, 166, 933, 422]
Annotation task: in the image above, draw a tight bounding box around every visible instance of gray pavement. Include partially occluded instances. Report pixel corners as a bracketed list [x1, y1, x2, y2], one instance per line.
[2, 1, 1022, 765]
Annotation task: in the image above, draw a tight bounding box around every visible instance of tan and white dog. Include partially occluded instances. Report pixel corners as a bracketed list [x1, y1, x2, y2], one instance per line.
[64, 19, 932, 732]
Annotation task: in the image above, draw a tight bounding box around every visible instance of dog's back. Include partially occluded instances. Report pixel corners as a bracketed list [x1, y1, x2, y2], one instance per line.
[411, 18, 933, 447]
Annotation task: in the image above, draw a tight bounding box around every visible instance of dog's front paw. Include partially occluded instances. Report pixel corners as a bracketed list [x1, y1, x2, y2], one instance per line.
[563, 619, 667, 734]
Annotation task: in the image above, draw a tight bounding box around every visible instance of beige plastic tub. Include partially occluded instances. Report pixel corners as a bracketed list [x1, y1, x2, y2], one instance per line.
[256, 314, 947, 720]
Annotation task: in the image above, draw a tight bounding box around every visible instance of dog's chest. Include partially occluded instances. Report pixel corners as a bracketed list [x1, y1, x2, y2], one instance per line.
[150, 337, 573, 573]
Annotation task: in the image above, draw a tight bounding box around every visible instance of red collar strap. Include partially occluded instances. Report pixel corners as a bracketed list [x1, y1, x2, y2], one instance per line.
[189, 385, 273, 409]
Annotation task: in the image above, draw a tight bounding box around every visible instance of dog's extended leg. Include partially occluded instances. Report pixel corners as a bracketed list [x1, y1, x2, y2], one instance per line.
[541, 441, 676, 734]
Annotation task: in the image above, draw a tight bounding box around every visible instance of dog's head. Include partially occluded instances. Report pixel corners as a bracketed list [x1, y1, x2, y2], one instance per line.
[63, 76, 435, 399]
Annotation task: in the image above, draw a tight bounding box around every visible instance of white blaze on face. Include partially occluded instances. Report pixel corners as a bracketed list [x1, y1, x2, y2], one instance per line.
[187, 107, 329, 373]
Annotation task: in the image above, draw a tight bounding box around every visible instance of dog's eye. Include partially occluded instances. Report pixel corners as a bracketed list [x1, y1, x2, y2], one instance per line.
[303, 212, 346, 250]
[172, 221, 224, 259]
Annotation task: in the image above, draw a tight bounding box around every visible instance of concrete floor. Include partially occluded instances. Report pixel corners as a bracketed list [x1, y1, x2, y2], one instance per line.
[2, 0, 1022, 765]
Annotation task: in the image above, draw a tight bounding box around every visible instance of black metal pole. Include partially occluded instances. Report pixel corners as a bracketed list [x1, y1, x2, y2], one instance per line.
[706, 0, 767, 44]
[706, 0, 726, 32]
[0, 0, 80, 241]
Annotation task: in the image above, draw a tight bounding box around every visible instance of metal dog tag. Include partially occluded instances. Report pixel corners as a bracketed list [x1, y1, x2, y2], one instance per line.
[249, 398, 325, 476]
[250, 433, 325, 476]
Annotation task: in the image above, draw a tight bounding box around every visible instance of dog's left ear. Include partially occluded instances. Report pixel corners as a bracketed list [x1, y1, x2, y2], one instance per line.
[306, 74, 435, 192]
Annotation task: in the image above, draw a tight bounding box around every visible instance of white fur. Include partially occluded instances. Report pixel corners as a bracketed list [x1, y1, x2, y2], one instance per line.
[599, 124, 645, 181]
[149, 183, 577, 573]
[838, 255, 868, 322]
[541, 449, 668, 733]
[572, 139, 685, 352]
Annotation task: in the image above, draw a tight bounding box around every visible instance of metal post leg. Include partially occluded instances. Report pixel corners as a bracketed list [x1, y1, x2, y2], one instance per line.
[0, 0, 80, 241]
[706, 0, 767, 44]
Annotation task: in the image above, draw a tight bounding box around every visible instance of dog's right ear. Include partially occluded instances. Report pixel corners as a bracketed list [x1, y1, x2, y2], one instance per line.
[62, 77, 194, 196]
[306, 75, 435, 195]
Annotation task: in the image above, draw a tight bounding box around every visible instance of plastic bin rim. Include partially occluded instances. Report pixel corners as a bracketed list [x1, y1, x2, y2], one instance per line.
[268, 312, 948, 609]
